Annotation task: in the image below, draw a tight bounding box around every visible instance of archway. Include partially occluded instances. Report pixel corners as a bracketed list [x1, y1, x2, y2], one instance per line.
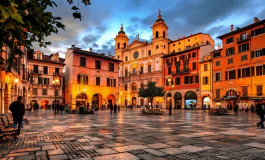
[202, 97, 210, 109]
[92, 94, 102, 109]
[185, 91, 197, 108]
[41, 100, 49, 109]
[225, 89, 238, 107]
[174, 92, 182, 109]
[107, 94, 115, 106]
[76, 93, 87, 107]
[132, 97, 136, 105]
[166, 92, 172, 109]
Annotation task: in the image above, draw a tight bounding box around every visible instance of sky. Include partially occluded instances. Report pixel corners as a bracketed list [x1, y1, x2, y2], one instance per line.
[33, 0, 265, 58]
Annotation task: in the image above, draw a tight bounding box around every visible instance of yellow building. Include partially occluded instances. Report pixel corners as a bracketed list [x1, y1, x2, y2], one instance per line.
[200, 55, 213, 108]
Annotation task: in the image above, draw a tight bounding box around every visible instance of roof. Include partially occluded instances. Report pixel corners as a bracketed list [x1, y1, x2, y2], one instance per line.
[72, 49, 122, 62]
[156, 18, 164, 22]
[28, 53, 65, 65]
[217, 19, 265, 39]
[118, 30, 125, 34]
[161, 46, 201, 58]
[169, 32, 212, 43]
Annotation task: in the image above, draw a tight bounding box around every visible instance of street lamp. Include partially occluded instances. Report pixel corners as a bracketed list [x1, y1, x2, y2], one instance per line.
[167, 78, 174, 115]
[52, 79, 60, 114]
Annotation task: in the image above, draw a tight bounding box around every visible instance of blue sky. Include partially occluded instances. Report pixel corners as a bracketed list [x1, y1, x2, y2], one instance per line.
[33, 0, 265, 57]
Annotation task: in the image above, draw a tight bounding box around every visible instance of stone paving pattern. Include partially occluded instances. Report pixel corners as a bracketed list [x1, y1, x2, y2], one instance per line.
[1, 109, 265, 160]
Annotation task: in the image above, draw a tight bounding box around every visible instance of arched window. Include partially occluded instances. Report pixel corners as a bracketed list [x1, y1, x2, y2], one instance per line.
[117, 43, 120, 49]
[125, 69, 128, 77]
[132, 82, 137, 91]
[156, 31, 159, 38]
[148, 65, 151, 73]
[148, 50, 151, 56]
[140, 66, 144, 74]
[133, 68, 136, 74]
[118, 55, 120, 59]
[125, 56, 128, 62]
[124, 43, 126, 48]
[156, 45, 159, 49]
[163, 31, 165, 38]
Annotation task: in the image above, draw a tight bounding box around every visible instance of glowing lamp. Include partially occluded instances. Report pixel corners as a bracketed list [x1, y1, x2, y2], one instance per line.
[14, 78, 19, 83]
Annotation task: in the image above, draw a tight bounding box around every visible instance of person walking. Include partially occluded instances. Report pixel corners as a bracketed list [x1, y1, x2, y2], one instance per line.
[9, 96, 25, 135]
[114, 103, 117, 113]
[234, 103, 238, 115]
[250, 104, 255, 114]
[256, 101, 264, 129]
[118, 105, 120, 112]
[109, 103, 113, 114]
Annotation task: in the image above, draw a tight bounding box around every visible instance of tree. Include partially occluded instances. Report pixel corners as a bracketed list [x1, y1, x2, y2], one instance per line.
[138, 81, 165, 107]
[0, 0, 91, 57]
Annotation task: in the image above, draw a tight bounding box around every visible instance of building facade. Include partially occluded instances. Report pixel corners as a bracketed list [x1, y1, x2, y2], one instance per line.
[162, 35, 215, 109]
[28, 52, 64, 109]
[0, 46, 29, 113]
[212, 17, 265, 108]
[200, 55, 212, 108]
[64, 46, 121, 109]
[115, 11, 168, 107]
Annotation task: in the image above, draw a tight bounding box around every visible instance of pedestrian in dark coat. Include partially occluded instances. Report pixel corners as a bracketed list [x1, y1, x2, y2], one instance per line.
[9, 96, 25, 134]
[118, 105, 120, 112]
[109, 103, 113, 114]
[256, 101, 264, 128]
[114, 104, 117, 113]
[234, 103, 238, 114]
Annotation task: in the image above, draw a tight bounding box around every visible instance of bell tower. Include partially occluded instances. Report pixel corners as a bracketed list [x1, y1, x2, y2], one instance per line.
[152, 10, 168, 39]
[114, 24, 129, 60]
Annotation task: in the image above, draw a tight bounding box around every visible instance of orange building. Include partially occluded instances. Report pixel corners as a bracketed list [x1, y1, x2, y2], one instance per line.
[162, 35, 214, 109]
[64, 46, 121, 109]
[28, 51, 65, 108]
[212, 17, 265, 109]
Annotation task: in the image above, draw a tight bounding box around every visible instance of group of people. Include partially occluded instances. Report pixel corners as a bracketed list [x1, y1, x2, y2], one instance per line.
[108, 103, 120, 114]
[52, 102, 69, 114]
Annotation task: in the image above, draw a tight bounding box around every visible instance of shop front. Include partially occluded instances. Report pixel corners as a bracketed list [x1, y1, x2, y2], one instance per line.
[174, 92, 182, 109]
[251, 97, 265, 103]
[184, 91, 197, 109]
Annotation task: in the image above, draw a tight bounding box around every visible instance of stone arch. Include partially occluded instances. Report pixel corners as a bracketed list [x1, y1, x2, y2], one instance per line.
[174, 92, 182, 109]
[76, 93, 87, 107]
[92, 93, 103, 109]
[106, 94, 115, 106]
[184, 91, 197, 108]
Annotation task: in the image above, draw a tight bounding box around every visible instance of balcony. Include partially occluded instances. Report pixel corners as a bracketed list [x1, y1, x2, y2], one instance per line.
[236, 34, 251, 44]
[53, 72, 63, 77]
[173, 68, 190, 75]
[30, 69, 42, 75]
[182, 59, 189, 63]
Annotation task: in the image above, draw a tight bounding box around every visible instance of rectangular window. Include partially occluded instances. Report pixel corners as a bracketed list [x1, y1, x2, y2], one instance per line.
[203, 77, 208, 85]
[33, 65, 38, 72]
[168, 67, 172, 74]
[228, 70, 236, 80]
[190, 76, 194, 84]
[252, 27, 265, 37]
[242, 87, 248, 97]
[43, 78, 49, 84]
[32, 88, 37, 95]
[192, 62, 196, 70]
[251, 66, 255, 76]
[216, 89, 220, 98]
[55, 68, 60, 74]
[215, 61, 220, 66]
[107, 78, 116, 87]
[125, 85, 127, 91]
[204, 64, 208, 71]
[43, 66, 48, 74]
[251, 49, 265, 58]
[192, 52, 196, 58]
[257, 85, 263, 96]
[38, 77, 43, 84]
[184, 76, 189, 84]
[95, 60, 101, 69]
[241, 55, 248, 61]
[226, 47, 235, 56]
[256, 65, 263, 76]
[175, 77, 180, 85]
[238, 69, 241, 78]
[42, 89, 47, 95]
[80, 57, 86, 67]
[77, 75, 88, 84]
[108, 63, 114, 72]
[226, 37, 234, 44]
[195, 75, 199, 83]
[140, 66, 144, 74]
[240, 33, 247, 40]
[30, 76, 34, 84]
[228, 58, 233, 64]
[242, 67, 250, 78]
[215, 72, 221, 81]
[55, 90, 59, 96]
[96, 77, 100, 86]
[238, 43, 249, 53]
[213, 52, 221, 58]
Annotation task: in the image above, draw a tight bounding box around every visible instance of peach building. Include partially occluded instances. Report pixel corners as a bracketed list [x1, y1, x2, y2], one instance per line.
[64, 46, 121, 109]
[0, 46, 29, 113]
[28, 52, 64, 108]
[212, 17, 265, 108]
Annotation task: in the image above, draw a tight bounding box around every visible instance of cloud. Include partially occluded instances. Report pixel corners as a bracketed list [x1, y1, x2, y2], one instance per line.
[92, 43, 99, 48]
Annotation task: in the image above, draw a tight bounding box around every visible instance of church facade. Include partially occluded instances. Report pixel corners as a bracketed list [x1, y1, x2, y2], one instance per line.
[114, 11, 169, 107]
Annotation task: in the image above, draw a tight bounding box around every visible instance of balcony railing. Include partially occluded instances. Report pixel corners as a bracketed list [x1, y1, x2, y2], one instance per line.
[236, 34, 251, 43]
[53, 72, 63, 76]
[182, 59, 189, 63]
[173, 68, 190, 75]
[30, 69, 42, 74]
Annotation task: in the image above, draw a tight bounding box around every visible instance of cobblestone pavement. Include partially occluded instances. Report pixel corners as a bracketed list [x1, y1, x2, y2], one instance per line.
[1, 109, 265, 160]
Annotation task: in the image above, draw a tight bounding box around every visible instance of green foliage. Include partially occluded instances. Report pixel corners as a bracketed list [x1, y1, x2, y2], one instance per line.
[0, 0, 91, 57]
[138, 81, 165, 105]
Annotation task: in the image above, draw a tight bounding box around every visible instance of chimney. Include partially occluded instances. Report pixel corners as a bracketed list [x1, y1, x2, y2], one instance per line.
[254, 17, 260, 23]
[182, 36, 185, 38]
[230, 25, 234, 32]
[89, 48, 92, 52]
[71, 45, 75, 49]
[218, 45, 220, 50]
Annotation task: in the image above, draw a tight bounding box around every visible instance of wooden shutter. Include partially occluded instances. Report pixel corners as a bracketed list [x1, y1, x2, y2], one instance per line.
[77, 75, 80, 84]
[107, 78, 110, 86]
[225, 71, 227, 80]
[114, 79, 116, 87]
[85, 76, 88, 84]
[251, 67, 255, 76]
[238, 69, 241, 78]
[251, 51, 254, 58]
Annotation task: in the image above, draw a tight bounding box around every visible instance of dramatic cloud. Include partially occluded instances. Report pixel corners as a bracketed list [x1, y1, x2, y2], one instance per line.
[34, 0, 265, 57]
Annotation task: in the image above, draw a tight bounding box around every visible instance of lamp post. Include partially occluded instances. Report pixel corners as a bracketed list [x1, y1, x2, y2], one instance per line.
[82, 88, 86, 106]
[52, 79, 59, 114]
[167, 78, 174, 115]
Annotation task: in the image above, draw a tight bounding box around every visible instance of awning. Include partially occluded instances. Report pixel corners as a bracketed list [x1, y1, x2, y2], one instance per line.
[240, 97, 250, 100]
[251, 97, 265, 100]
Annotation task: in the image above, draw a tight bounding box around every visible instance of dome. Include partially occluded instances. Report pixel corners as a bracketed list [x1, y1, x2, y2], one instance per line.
[118, 30, 125, 34]
[156, 18, 164, 22]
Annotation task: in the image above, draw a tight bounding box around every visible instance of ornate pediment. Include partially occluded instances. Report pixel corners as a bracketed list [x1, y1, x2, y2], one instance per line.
[128, 40, 146, 49]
